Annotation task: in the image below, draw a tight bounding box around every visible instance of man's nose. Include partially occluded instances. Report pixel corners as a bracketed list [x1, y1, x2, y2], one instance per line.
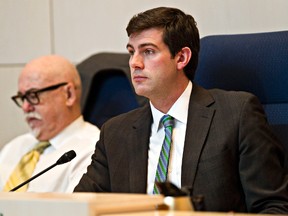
[22, 99, 34, 112]
[130, 54, 144, 70]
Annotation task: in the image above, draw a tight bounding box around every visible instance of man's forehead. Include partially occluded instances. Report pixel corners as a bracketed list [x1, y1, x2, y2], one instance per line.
[18, 70, 53, 92]
[127, 29, 164, 48]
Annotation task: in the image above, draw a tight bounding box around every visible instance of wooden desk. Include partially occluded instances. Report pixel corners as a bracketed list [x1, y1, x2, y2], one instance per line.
[0, 193, 278, 216]
[0, 192, 163, 216]
[104, 210, 278, 216]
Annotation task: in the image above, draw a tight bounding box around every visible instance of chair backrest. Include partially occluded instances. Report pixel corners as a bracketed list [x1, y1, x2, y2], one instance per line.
[77, 52, 147, 128]
[194, 30, 288, 169]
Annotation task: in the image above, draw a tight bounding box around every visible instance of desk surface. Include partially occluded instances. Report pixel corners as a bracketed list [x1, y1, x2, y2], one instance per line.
[0, 193, 278, 216]
[104, 210, 279, 216]
[0, 192, 163, 216]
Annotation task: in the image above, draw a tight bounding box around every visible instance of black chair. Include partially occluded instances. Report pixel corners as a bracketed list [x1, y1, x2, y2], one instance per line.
[194, 30, 288, 169]
[77, 52, 147, 128]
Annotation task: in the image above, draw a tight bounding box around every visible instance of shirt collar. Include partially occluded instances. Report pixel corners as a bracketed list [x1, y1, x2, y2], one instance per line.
[150, 81, 193, 132]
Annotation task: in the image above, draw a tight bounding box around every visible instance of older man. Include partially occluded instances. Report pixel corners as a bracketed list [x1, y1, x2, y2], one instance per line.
[0, 55, 100, 192]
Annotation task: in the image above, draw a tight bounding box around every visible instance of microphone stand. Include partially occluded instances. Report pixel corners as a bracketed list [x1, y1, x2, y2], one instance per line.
[9, 150, 76, 192]
[10, 163, 57, 192]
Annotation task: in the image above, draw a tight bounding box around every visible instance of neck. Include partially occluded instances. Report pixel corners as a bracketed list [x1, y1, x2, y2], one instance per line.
[151, 80, 189, 113]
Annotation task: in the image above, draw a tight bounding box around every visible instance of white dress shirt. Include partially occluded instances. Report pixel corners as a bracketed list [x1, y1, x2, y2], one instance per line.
[0, 116, 100, 193]
[147, 81, 192, 194]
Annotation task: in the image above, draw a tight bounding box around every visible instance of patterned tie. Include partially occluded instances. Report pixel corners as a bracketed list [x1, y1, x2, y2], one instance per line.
[3, 141, 51, 192]
[153, 115, 174, 194]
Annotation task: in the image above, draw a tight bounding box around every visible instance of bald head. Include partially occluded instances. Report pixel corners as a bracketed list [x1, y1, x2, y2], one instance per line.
[17, 55, 83, 140]
[20, 55, 81, 99]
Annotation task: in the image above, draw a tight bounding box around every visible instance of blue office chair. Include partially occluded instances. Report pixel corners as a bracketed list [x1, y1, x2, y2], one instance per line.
[194, 30, 288, 169]
[77, 52, 147, 128]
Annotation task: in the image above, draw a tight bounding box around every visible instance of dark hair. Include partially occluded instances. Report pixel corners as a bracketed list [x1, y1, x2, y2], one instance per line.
[126, 7, 200, 80]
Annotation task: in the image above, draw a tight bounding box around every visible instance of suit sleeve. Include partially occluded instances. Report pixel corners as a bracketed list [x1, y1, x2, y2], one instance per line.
[238, 94, 288, 213]
[74, 126, 111, 192]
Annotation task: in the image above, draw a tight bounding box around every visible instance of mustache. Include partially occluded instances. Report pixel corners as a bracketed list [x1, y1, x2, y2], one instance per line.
[24, 112, 42, 120]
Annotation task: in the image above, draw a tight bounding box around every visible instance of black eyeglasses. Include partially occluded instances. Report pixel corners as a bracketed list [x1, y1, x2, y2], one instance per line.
[11, 82, 68, 107]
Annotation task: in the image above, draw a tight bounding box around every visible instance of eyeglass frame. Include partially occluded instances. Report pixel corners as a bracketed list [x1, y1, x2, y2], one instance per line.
[11, 82, 68, 108]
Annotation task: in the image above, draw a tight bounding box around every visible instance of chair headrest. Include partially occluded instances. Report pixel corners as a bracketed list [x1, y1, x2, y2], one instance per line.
[194, 31, 288, 104]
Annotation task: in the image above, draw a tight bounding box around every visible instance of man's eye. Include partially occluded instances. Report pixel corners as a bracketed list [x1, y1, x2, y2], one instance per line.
[127, 49, 134, 56]
[27, 93, 38, 100]
[144, 49, 154, 55]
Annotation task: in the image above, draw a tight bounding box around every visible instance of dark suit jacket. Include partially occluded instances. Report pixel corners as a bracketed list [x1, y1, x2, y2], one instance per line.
[75, 84, 288, 214]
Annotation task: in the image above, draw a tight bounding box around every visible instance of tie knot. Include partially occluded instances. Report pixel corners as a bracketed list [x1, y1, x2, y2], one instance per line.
[33, 141, 51, 154]
[161, 115, 174, 128]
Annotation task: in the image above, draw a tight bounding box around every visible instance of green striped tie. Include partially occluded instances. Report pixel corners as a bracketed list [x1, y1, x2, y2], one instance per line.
[153, 115, 174, 194]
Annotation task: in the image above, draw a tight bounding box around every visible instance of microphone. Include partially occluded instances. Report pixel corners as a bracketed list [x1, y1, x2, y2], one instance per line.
[56, 150, 76, 165]
[10, 150, 76, 192]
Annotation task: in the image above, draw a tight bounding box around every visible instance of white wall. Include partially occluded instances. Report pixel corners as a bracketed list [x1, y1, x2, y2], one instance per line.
[0, 0, 288, 148]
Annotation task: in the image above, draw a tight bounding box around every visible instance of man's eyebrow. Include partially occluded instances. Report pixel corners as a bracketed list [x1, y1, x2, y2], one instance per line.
[17, 87, 38, 95]
[126, 43, 158, 50]
[126, 43, 133, 50]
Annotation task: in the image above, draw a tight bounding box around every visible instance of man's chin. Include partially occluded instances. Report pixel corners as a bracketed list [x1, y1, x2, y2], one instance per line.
[30, 127, 41, 139]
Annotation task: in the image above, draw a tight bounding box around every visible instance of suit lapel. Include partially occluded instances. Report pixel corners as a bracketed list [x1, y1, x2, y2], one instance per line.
[181, 84, 215, 190]
[126, 85, 215, 192]
[128, 104, 152, 193]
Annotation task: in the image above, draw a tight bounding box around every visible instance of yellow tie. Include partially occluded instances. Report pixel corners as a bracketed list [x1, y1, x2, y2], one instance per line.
[3, 141, 51, 192]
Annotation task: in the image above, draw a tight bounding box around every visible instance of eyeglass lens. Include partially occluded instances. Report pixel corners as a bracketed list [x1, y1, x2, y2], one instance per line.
[11, 82, 67, 107]
[13, 92, 39, 107]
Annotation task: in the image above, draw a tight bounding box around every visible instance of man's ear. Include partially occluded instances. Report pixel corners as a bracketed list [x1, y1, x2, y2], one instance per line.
[176, 47, 192, 70]
[65, 83, 76, 106]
